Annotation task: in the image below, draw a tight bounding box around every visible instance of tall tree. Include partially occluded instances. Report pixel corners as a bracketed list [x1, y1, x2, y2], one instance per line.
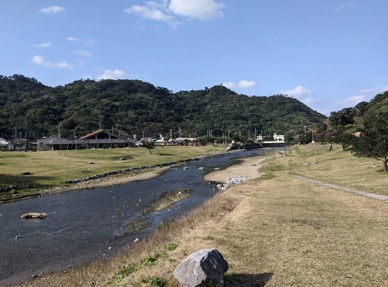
[140, 140, 156, 154]
[350, 105, 388, 172]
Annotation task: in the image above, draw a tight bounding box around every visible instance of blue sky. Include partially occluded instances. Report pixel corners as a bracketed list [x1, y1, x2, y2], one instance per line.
[1, 0, 387, 115]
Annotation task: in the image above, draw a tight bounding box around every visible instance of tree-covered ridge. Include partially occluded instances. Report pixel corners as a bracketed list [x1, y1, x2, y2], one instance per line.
[0, 74, 326, 141]
[324, 90, 388, 137]
[322, 90, 388, 171]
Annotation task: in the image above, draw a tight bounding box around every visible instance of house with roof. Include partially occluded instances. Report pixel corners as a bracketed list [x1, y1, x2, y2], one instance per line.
[79, 129, 133, 149]
[37, 129, 135, 151]
[37, 136, 74, 151]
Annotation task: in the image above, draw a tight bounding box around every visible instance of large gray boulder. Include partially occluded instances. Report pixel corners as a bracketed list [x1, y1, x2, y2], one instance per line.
[174, 248, 228, 287]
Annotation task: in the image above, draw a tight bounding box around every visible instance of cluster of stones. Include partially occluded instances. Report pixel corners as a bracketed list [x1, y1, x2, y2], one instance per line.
[216, 175, 245, 191]
[0, 185, 30, 193]
[64, 152, 231, 185]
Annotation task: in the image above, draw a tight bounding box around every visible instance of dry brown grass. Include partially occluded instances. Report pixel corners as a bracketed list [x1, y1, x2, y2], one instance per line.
[284, 144, 388, 195]
[15, 146, 388, 286]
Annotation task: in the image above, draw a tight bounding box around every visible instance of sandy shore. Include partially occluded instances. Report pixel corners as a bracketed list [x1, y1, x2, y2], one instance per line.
[37, 168, 168, 196]
[204, 155, 271, 184]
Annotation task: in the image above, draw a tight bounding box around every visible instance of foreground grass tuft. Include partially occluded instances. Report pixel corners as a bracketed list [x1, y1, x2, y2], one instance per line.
[109, 253, 162, 286]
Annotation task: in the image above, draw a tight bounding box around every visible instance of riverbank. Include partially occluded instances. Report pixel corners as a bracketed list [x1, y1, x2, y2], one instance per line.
[10, 152, 274, 286]
[13, 145, 388, 286]
[3, 149, 266, 287]
[0, 146, 227, 202]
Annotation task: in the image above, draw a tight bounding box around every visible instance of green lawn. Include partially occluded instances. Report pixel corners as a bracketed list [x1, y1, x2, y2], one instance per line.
[0, 145, 225, 200]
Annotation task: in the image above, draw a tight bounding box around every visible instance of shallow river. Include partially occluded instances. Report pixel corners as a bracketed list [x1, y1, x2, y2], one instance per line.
[0, 148, 274, 286]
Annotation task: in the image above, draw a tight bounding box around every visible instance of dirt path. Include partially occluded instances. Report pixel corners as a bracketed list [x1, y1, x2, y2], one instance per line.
[294, 175, 388, 202]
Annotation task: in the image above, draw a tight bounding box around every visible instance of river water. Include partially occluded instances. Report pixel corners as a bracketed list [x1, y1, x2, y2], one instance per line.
[0, 148, 274, 286]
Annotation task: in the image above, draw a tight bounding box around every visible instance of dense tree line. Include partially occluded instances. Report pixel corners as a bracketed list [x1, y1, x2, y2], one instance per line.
[0, 74, 325, 142]
[323, 90, 388, 171]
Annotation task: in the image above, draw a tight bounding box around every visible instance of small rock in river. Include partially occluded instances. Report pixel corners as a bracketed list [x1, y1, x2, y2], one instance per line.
[21, 212, 47, 219]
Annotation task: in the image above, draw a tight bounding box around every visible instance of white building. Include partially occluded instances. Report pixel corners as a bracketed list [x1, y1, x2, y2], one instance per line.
[256, 133, 285, 143]
[273, 133, 285, 142]
[0, 138, 8, 146]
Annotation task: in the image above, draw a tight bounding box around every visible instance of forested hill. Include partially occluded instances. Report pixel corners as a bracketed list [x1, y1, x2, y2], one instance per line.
[323, 90, 388, 139]
[0, 74, 325, 141]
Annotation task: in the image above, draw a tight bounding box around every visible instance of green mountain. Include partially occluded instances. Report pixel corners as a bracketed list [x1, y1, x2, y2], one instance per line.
[0, 74, 326, 142]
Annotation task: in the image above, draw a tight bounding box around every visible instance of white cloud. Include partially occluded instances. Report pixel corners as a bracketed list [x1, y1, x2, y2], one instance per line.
[340, 86, 388, 107]
[335, 2, 356, 13]
[97, 69, 125, 81]
[67, 36, 94, 46]
[75, 50, 92, 57]
[343, 95, 365, 106]
[75, 50, 92, 66]
[169, 0, 224, 20]
[31, 55, 72, 69]
[125, 1, 180, 28]
[125, 0, 224, 27]
[355, 86, 388, 99]
[39, 6, 65, 15]
[34, 42, 51, 48]
[282, 85, 315, 105]
[127, 5, 174, 22]
[67, 36, 81, 43]
[222, 80, 255, 90]
[283, 85, 312, 97]
[357, 88, 373, 95]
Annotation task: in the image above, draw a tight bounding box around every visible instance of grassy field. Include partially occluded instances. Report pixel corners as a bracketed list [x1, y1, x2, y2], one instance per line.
[283, 144, 388, 195]
[14, 145, 388, 286]
[0, 145, 225, 201]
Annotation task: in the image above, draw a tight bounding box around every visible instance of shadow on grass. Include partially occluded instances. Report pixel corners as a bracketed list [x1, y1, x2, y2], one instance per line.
[225, 272, 273, 287]
[157, 153, 174, 156]
[0, 173, 54, 187]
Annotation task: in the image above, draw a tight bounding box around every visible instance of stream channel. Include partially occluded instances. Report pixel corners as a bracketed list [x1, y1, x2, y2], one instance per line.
[0, 148, 274, 286]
